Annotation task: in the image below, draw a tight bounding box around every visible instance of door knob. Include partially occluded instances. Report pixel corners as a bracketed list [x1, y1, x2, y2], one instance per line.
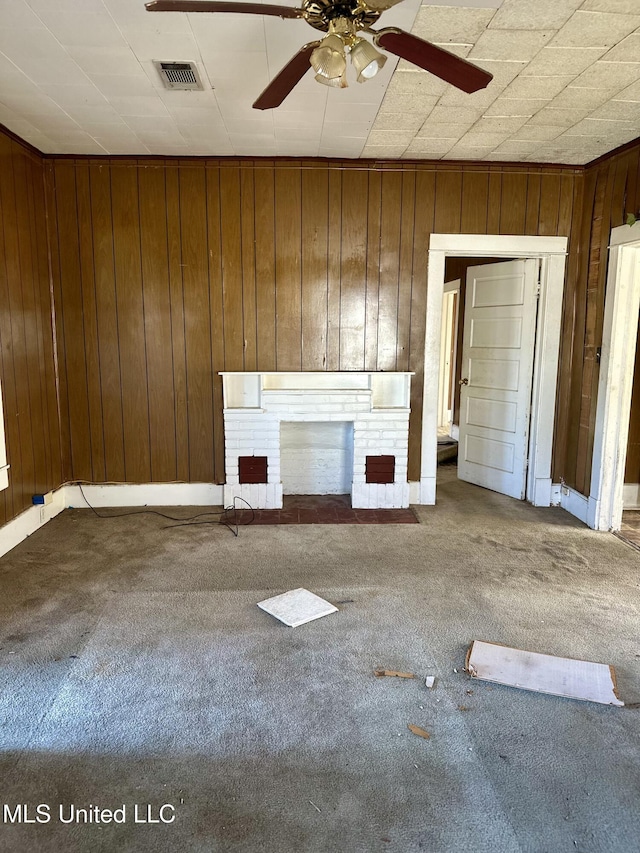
[459, 378, 469, 386]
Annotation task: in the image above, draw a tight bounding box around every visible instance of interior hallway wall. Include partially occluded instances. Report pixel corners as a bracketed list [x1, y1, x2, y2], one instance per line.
[0, 129, 62, 525]
[44, 157, 582, 486]
[568, 140, 640, 496]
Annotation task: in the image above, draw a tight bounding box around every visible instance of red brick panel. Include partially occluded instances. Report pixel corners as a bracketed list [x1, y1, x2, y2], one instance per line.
[365, 455, 395, 484]
[239, 456, 268, 484]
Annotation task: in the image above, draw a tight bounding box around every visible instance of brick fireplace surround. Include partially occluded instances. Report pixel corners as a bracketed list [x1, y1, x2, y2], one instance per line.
[220, 373, 413, 510]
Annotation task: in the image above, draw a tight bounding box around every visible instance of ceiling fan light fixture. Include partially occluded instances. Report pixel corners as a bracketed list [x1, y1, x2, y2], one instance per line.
[310, 33, 346, 80]
[314, 69, 348, 88]
[350, 37, 387, 82]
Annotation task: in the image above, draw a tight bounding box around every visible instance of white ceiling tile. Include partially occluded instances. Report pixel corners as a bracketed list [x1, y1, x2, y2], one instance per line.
[223, 118, 278, 135]
[26, 0, 107, 14]
[365, 130, 417, 146]
[427, 104, 484, 124]
[90, 75, 157, 98]
[324, 102, 382, 122]
[560, 118, 635, 138]
[403, 137, 457, 155]
[158, 90, 216, 110]
[124, 114, 181, 133]
[526, 150, 592, 164]
[166, 105, 224, 126]
[483, 96, 548, 116]
[510, 123, 564, 140]
[376, 93, 436, 118]
[0, 0, 47, 28]
[469, 29, 553, 61]
[38, 83, 108, 107]
[321, 121, 369, 139]
[550, 11, 640, 49]
[41, 12, 128, 48]
[443, 144, 496, 159]
[412, 6, 497, 44]
[274, 125, 322, 141]
[580, 0, 640, 12]
[361, 144, 409, 158]
[521, 46, 606, 77]
[590, 100, 640, 122]
[274, 110, 323, 130]
[571, 61, 640, 91]
[616, 80, 640, 102]
[483, 141, 542, 158]
[372, 112, 426, 132]
[470, 115, 530, 133]
[501, 74, 575, 100]
[455, 130, 511, 146]
[600, 33, 640, 63]
[527, 106, 593, 126]
[0, 26, 67, 61]
[107, 95, 171, 116]
[549, 86, 619, 109]
[66, 46, 145, 78]
[201, 51, 269, 86]
[384, 70, 448, 101]
[15, 59, 90, 87]
[122, 28, 201, 63]
[103, 0, 190, 32]
[489, 0, 583, 30]
[416, 122, 474, 138]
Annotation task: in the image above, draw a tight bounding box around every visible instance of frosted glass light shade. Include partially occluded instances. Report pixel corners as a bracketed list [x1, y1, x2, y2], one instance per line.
[351, 38, 387, 82]
[310, 33, 347, 80]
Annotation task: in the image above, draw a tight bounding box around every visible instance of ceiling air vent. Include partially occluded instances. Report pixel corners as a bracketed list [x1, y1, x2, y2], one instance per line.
[154, 60, 204, 91]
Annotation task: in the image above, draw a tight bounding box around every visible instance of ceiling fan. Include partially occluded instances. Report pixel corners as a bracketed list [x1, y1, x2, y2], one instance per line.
[145, 0, 493, 110]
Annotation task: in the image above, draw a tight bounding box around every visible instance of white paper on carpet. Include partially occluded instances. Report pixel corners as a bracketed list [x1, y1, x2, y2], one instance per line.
[466, 640, 624, 706]
[257, 588, 338, 627]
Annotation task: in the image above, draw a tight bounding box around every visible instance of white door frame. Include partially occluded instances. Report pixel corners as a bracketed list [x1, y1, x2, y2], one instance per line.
[588, 220, 640, 531]
[419, 234, 568, 506]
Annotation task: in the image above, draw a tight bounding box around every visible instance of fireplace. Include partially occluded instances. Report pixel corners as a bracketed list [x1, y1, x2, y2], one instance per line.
[220, 372, 413, 509]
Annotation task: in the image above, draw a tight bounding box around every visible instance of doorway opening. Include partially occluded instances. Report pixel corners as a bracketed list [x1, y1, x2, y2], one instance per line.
[588, 220, 640, 531]
[420, 234, 568, 507]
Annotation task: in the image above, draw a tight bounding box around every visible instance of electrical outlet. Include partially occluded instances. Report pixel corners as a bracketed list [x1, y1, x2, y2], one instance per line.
[39, 506, 46, 524]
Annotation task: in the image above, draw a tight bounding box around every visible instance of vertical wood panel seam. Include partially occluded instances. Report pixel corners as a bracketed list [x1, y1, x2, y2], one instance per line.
[43, 164, 64, 488]
[177, 168, 191, 477]
[54, 165, 73, 480]
[203, 166, 216, 474]
[74, 162, 94, 480]
[163, 168, 179, 482]
[26, 155, 49, 490]
[107, 164, 127, 479]
[136, 165, 153, 481]
[88, 168, 107, 480]
[14, 148, 37, 493]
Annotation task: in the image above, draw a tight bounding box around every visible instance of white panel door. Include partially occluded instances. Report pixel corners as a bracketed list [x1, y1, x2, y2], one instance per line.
[458, 259, 539, 500]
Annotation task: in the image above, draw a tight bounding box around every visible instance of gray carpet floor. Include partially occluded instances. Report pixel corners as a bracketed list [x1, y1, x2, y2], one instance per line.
[1, 465, 639, 853]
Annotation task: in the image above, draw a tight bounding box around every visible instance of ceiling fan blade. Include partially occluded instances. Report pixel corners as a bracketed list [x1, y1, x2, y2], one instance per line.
[253, 42, 319, 110]
[145, 1, 305, 18]
[375, 29, 492, 94]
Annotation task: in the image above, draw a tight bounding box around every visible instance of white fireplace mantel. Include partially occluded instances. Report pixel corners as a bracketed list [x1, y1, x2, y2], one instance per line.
[220, 372, 413, 509]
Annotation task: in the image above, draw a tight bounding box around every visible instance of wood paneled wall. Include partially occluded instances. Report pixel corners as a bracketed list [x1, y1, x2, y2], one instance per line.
[559, 141, 640, 495]
[44, 158, 581, 486]
[0, 130, 61, 525]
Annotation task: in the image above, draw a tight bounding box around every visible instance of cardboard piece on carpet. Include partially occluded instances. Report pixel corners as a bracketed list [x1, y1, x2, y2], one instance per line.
[257, 588, 338, 627]
[466, 640, 624, 706]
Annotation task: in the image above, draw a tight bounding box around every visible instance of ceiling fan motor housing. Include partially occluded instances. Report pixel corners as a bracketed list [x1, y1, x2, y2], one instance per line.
[303, 0, 380, 32]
